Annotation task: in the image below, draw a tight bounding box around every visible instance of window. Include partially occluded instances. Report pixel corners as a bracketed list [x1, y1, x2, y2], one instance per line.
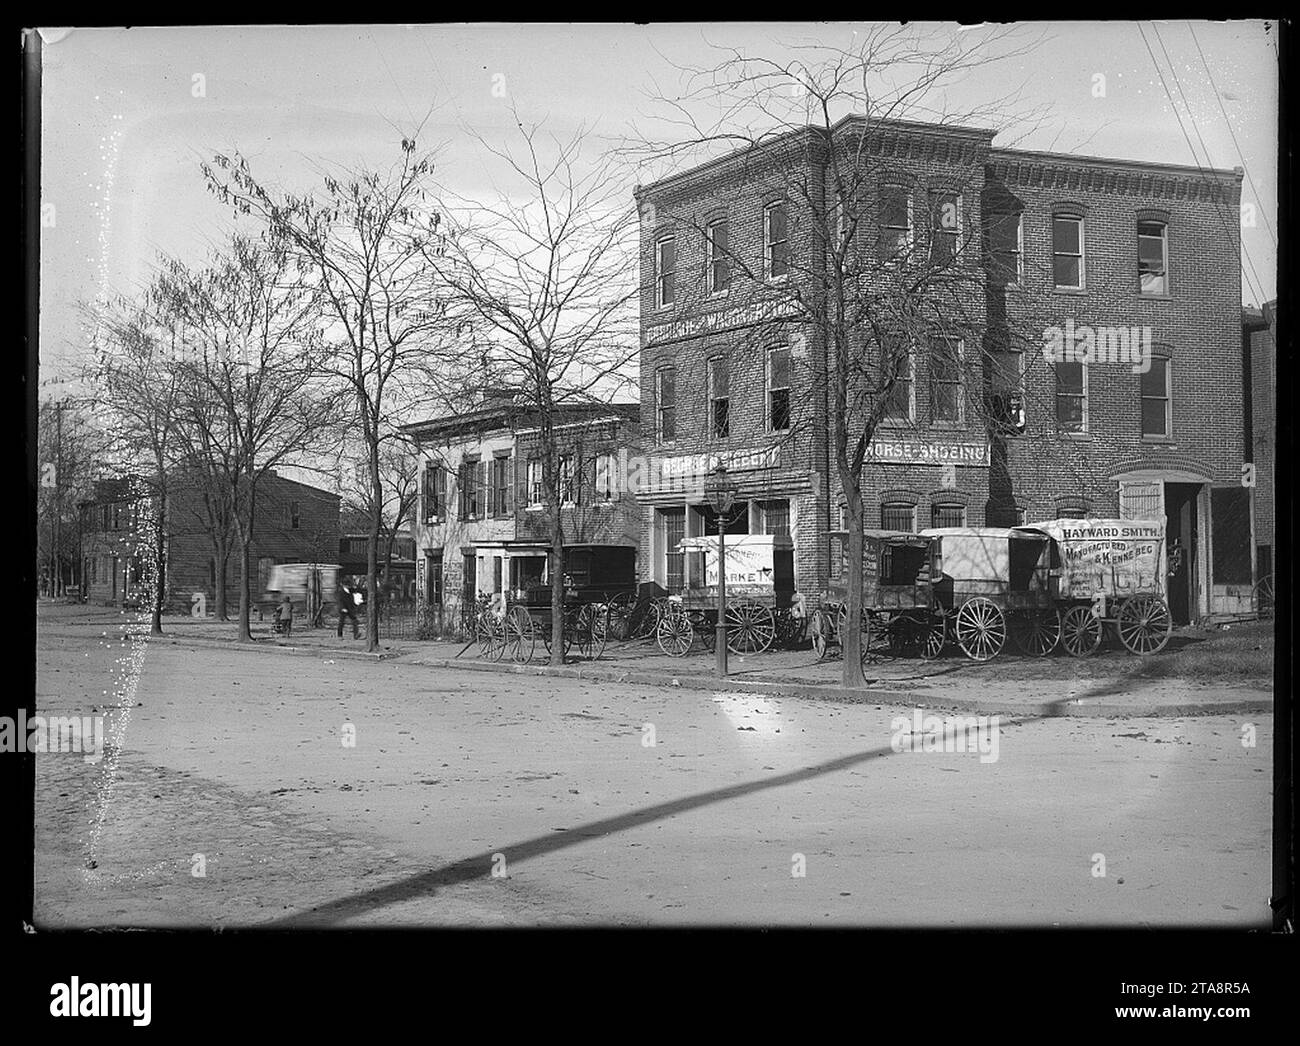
[881, 503, 917, 532]
[1138, 221, 1168, 295]
[1057, 505, 1087, 519]
[1055, 361, 1087, 433]
[661, 507, 686, 594]
[594, 454, 616, 502]
[526, 459, 542, 507]
[488, 456, 512, 517]
[878, 186, 911, 261]
[989, 212, 1023, 284]
[427, 551, 443, 606]
[289, 500, 301, 529]
[930, 338, 963, 424]
[881, 335, 913, 423]
[767, 346, 791, 431]
[655, 366, 676, 443]
[758, 499, 790, 536]
[765, 202, 789, 278]
[706, 219, 730, 294]
[1052, 216, 1085, 289]
[931, 503, 966, 528]
[989, 349, 1026, 436]
[929, 190, 960, 266]
[655, 237, 675, 307]
[558, 455, 575, 505]
[1140, 357, 1171, 438]
[458, 459, 481, 520]
[425, 465, 447, 521]
[707, 357, 729, 438]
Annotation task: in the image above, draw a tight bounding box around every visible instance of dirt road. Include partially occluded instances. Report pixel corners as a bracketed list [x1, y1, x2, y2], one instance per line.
[33, 606, 1273, 927]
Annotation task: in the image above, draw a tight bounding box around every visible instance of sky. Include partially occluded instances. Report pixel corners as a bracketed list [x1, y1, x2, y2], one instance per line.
[37, 21, 1279, 401]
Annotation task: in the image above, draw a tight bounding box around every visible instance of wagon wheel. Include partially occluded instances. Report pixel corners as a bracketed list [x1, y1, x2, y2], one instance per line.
[954, 597, 1006, 662]
[889, 611, 944, 659]
[576, 603, 608, 661]
[541, 612, 573, 658]
[860, 612, 887, 666]
[604, 591, 636, 641]
[696, 611, 717, 651]
[1060, 604, 1102, 657]
[1116, 594, 1172, 655]
[809, 608, 831, 660]
[918, 613, 947, 660]
[641, 597, 670, 640]
[507, 605, 535, 663]
[656, 604, 693, 657]
[722, 600, 774, 654]
[1010, 609, 1061, 657]
[1252, 574, 1274, 620]
[475, 611, 500, 660]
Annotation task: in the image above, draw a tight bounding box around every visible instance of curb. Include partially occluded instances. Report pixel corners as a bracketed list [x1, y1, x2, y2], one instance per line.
[405, 656, 1273, 718]
[146, 634, 402, 662]
[125, 633, 1274, 719]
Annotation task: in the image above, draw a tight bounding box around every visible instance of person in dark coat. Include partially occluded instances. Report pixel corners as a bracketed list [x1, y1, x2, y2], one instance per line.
[336, 577, 359, 639]
[275, 594, 294, 637]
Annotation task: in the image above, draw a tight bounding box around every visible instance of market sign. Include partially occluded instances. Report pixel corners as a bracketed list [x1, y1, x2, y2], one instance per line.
[644, 297, 802, 345]
[867, 437, 990, 467]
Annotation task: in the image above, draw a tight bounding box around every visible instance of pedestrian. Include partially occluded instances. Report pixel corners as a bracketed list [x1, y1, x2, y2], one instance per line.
[275, 593, 294, 637]
[336, 576, 359, 639]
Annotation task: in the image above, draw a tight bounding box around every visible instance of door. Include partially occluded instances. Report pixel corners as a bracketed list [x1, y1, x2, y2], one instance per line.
[1164, 483, 1200, 625]
[462, 552, 476, 607]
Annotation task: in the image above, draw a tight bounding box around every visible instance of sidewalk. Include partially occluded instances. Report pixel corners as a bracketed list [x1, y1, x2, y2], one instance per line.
[39, 602, 1274, 717]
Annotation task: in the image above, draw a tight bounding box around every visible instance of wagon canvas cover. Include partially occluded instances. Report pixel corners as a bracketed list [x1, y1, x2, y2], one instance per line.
[921, 527, 1044, 584]
[1022, 518, 1166, 600]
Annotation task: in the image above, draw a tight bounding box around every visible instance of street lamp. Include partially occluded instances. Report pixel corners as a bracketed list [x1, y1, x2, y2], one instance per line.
[704, 463, 739, 677]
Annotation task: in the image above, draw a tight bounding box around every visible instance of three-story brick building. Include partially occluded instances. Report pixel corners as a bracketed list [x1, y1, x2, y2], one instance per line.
[634, 115, 1252, 622]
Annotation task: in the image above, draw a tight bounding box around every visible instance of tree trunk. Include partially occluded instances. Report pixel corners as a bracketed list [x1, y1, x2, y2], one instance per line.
[214, 538, 230, 620]
[840, 490, 866, 687]
[366, 514, 380, 652]
[549, 515, 565, 667]
[151, 492, 166, 636]
[238, 539, 253, 641]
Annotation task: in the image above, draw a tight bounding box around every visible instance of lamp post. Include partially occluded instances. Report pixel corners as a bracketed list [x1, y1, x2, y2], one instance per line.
[704, 463, 739, 678]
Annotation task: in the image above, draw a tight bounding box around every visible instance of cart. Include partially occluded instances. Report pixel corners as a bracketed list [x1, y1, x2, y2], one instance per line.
[920, 526, 1058, 662]
[655, 534, 799, 657]
[1019, 518, 1172, 656]
[809, 529, 945, 666]
[504, 544, 638, 663]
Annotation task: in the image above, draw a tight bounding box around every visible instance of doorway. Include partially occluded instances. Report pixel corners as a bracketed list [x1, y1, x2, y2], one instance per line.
[1164, 483, 1200, 625]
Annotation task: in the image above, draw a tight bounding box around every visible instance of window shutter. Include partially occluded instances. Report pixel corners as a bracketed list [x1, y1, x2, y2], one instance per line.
[486, 462, 497, 517]
[504, 458, 513, 513]
[478, 461, 488, 518]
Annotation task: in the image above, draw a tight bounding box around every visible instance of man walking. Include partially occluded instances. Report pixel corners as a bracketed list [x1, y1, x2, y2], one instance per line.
[336, 576, 359, 639]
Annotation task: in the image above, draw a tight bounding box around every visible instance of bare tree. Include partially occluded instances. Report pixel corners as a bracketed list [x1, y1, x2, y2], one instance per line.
[628, 27, 1064, 684]
[159, 234, 340, 642]
[204, 140, 461, 652]
[87, 290, 186, 635]
[431, 117, 639, 665]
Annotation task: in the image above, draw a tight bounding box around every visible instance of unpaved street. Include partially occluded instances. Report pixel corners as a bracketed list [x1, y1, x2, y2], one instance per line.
[34, 606, 1273, 927]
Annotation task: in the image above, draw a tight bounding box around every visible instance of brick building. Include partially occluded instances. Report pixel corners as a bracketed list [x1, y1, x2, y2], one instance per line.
[79, 470, 339, 610]
[634, 115, 1253, 622]
[403, 394, 640, 624]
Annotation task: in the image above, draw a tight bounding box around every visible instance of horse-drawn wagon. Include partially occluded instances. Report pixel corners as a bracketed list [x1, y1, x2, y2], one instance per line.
[655, 533, 802, 656]
[809, 529, 945, 665]
[1019, 518, 1171, 656]
[920, 526, 1058, 662]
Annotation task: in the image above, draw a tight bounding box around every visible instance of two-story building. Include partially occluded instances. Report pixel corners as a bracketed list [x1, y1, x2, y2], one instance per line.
[634, 114, 1253, 622]
[402, 391, 641, 626]
[79, 469, 340, 610]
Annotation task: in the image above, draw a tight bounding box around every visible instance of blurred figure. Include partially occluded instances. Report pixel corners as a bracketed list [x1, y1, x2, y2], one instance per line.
[336, 576, 359, 639]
